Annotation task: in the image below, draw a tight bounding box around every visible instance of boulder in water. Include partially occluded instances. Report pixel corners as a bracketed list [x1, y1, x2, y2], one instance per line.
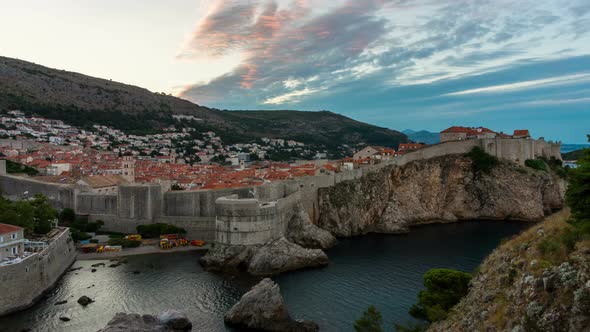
[77, 295, 94, 306]
[97, 311, 192, 332]
[225, 278, 319, 331]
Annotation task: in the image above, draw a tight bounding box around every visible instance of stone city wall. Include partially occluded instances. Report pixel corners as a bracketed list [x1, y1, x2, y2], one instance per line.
[0, 228, 76, 316]
[0, 138, 561, 243]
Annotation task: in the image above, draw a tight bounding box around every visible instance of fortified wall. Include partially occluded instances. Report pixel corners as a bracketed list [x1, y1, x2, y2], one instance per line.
[0, 138, 561, 244]
[0, 227, 76, 316]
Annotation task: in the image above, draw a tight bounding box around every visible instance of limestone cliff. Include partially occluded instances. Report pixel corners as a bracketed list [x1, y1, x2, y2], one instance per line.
[428, 210, 590, 332]
[318, 154, 566, 237]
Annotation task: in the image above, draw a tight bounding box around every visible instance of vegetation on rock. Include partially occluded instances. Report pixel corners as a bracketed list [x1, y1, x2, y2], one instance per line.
[524, 158, 548, 172]
[465, 147, 498, 173]
[354, 305, 384, 332]
[409, 269, 472, 323]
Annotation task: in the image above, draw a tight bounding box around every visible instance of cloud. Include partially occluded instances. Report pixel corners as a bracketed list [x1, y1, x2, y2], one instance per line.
[263, 87, 323, 104]
[444, 73, 590, 96]
[176, 0, 590, 109]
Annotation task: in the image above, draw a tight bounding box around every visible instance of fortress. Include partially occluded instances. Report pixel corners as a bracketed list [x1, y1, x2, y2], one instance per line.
[0, 138, 562, 246]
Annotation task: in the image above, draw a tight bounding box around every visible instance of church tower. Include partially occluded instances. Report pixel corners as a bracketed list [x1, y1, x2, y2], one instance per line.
[121, 154, 135, 183]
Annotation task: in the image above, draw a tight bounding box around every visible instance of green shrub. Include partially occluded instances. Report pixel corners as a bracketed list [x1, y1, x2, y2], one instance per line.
[108, 238, 141, 248]
[89, 239, 99, 244]
[59, 208, 76, 223]
[72, 231, 91, 242]
[465, 147, 498, 173]
[136, 223, 186, 238]
[354, 305, 383, 332]
[524, 159, 547, 172]
[409, 269, 472, 322]
[538, 236, 560, 256]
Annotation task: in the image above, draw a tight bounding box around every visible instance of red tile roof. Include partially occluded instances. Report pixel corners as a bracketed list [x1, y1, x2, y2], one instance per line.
[0, 223, 23, 234]
[513, 130, 530, 136]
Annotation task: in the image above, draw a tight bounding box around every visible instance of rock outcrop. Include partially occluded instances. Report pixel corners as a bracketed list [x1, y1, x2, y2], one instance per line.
[318, 154, 566, 237]
[225, 278, 319, 331]
[200, 237, 328, 275]
[286, 206, 337, 249]
[97, 310, 191, 332]
[429, 210, 590, 332]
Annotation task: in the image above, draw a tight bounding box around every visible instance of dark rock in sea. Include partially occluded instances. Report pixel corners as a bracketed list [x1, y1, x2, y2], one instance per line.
[133, 270, 140, 274]
[77, 295, 94, 306]
[67, 267, 83, 272]
[59, 317, 71, 322]
[96, 311, 192, 332]
[225, 278, 319, 332]
[109, 262, 121, 268]
[91, 262, 106, 268]
[158, 310, 192, 330]
[91, 268, 97, 273]
[54, 300, 67, 305]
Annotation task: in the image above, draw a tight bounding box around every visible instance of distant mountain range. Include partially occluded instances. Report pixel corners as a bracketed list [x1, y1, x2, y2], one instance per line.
[402, 129, 440, 145]
[0, 56, 407, 156]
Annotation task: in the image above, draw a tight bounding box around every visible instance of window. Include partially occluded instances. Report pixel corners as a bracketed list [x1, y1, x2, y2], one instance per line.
[11, 247, 17, 255]
[11, 233, 16, 240]
[0, 236, 3, 243]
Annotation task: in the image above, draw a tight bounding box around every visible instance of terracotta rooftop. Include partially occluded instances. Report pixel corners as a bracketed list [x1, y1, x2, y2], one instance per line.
[0, 223, 23, 234]
[79, 175, 128, 188]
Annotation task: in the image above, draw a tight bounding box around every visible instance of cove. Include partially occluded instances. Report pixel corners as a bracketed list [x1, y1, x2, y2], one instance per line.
[0, 220, 531, 332]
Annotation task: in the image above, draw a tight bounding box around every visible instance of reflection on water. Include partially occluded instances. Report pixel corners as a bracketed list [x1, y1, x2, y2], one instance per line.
[0, 220, 531, 332]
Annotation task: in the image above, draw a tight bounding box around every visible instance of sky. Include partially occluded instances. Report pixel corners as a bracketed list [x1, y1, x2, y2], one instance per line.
[2, 0, 590, 143]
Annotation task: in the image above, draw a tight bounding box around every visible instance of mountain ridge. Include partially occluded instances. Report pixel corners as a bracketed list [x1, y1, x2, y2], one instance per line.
[0, 56, 407, 154]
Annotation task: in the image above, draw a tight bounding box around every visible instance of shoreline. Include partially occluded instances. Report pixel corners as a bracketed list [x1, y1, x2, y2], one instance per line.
[76, 244, 210, 260]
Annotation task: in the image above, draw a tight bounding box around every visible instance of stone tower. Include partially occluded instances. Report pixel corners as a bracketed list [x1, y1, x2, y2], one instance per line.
[121, 154, 135, 183]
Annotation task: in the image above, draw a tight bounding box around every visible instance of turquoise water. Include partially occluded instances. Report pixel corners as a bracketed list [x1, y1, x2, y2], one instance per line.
[0, 220, 531, 332]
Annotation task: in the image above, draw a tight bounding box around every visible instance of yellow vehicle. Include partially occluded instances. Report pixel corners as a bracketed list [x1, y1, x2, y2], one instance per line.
[125, 234, 142, 241]
[96, 246, 104, 253]
[160, 239, 171, 249]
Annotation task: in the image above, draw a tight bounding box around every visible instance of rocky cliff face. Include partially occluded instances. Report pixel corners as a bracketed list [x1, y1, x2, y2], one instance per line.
[428, 210, 590, 332]
[318, 154, 566, 237]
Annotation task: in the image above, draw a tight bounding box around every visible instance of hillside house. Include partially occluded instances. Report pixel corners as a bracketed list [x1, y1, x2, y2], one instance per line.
[398, 143, 425, 152]
[0, 224, 24, 262]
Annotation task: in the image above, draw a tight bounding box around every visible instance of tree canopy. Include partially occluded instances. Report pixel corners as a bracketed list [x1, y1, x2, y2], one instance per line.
[0, 194, 57, 235]
[566, 134, 590, 223]
[354, 305, 384, 332]
[409, 268, 472, 322]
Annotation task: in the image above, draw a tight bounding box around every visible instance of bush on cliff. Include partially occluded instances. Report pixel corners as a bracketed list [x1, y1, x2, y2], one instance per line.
[409, 268, 472, 323]
[525, 159, 547, 172]
[465, 147, 498, 174]
[537, 134, 590, 261]
[354, 305, 383, 332]
[136, 223, 186, 238]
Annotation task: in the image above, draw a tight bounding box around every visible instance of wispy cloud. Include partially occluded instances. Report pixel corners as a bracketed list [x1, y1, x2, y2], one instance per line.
[444, 73, 590, 96]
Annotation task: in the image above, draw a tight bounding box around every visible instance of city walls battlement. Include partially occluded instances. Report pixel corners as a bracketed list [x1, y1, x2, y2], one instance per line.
[0, 138, 561, 244]
[0, 227, 76, 316]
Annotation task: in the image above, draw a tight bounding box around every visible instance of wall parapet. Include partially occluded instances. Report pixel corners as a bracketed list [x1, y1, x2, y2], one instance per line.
[0, 227, 76, 316]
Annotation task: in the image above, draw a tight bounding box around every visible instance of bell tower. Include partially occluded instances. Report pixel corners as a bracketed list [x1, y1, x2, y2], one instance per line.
[121, 154, 135, 183]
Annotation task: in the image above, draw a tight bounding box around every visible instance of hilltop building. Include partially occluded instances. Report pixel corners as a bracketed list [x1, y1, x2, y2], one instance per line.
[353, 146, 397, 161]
[440, 126, 532, 143]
